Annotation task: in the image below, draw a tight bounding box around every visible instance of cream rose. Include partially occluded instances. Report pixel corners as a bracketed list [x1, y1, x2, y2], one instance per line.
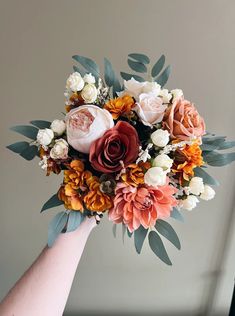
[180, 195, 199, 211]
[37, 128, 54, 146]
[171, 89, 183, 102]
[83, 73, 96, 84]
[189, 177, 204, 196]
[159, 89, 172, 103]
[66, 105, 114, 154]
[50, 119, 66, 136]
[66, 72, 84, 92]
[200, 185, 215, 201]
[120, 77, 145, 100]
[50, 139, 69, 160]
[134, 93, 167, 127]
[142, 82, 161, 95]
[81, 84, 98, 103]
[144, 167, 167, 187]
[152, 154, 173, 173]
[151, 129, 170, 147]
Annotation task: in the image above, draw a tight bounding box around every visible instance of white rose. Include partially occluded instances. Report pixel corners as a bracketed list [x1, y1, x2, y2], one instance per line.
[120, 77, 145, 100]
[142, 82, 161, 95]
[151, 129, 170, 147]
[66, 104, 114, 153]
[171, 89, 183, 102]
[50, 119, 66, 136]
[144, 167, 167, 187]
[180, 195, 199, 211]
[200, 185, 215, 201]
[50, 139, 69, 160]
[83, 73, 96, 84]
[81, 84, 98, 103]
[152, 154, 173, 173]
[37, 128, 54, 146]
[134, 93, 167, 127]
[189, 177, 204, 196]
[159, 89, 172, 103]
[66, 72, 84, 92]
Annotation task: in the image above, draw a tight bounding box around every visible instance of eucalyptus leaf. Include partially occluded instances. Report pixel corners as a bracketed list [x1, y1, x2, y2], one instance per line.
[120, 72, 145, 82]
[112, 77, 122, 97]
[148, 231, 172, 265]
[155, 220, 181, 250]
[30, 120, 51, 129]
[151, 54, 165, 77]
[112, 223, 117, 238]
[155, 65, 171, 87]
[134, 225, 148, 254]
[203, 151, 235, 166]
[194, 167, 219, 186]
[202, 136, 226, 144]
[20, 145, 38, 161]
[127, 59, 147, 73]
[10, 125, 38, 140]
[170, 207, 184, 222]
[218, 141, 235, 150]
[73, 65, 87, 77]
[104, 58, 115, 87]
[48, 211, 68, 247]
[6, 141, 29, 154]
[66, 211, 84, 232]
[127, 229, 133, 238]
[72, 55, 99, 79]
[41, 193, 64, 213]
[128, 53, 150, 64]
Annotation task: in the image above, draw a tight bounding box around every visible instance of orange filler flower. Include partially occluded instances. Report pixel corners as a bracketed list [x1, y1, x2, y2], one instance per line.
[104, 95, 135, 119]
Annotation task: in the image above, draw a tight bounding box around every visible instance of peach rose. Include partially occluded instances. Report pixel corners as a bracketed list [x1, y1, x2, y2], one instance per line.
[162, 98, 205, 140]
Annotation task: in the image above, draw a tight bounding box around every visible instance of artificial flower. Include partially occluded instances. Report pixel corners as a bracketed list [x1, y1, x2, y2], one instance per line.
[159, 89, 172, 103]
[121, 162, 151, 187]
[144, 166, 167, 187]
[189, 177, 204, 195]
[58, 185, 84, 211]
[50, 119, 66, 136]
[200, 185, 215, 200]
[120, 77, 146, 100]
[37, 128, 54, 146]
[66, 72, 84, 92]
[171, 89, 184, 102]
[83, 73, 95, 84]
[81, 84, 98, 103]
[162, 98, 205, 140]
[180, 195, 199, 211]
[89, 121, 140, 173]
[108, 181, 178, 232]
[66, 104, 114, 153]
[152, 154, 173, 173]
[151, 129, 170, 147]
[104, 95, 135, 119]
[84, 189, 113, 212]
[50, 139, 69, 160]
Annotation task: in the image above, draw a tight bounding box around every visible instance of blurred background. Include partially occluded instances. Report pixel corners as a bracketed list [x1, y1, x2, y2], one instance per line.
[0, 0, 235, 315]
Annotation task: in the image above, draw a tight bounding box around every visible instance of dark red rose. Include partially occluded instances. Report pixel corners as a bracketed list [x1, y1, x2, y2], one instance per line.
[89, 121, 140, 173]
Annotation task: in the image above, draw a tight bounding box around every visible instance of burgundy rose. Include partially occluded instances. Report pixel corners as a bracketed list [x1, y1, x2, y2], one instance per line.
[89, 121, 139, 173]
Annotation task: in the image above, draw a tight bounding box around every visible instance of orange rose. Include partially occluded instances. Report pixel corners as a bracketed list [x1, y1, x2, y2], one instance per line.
[162, 98, 205, 140]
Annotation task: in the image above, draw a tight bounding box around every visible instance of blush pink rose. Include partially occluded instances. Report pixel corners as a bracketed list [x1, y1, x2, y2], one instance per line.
[134, 93, 167, 127]
[66, 105, 114, 154]
[162, 98, 205, 140]
[89, 121, 139, 173]
[108, 180, 178, 232]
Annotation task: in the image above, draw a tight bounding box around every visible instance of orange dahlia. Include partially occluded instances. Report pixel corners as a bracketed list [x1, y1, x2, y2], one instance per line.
[121, 162, 151, 187]
[58, 185, 83, 211]
[172, 141, 203, 183]
[104, 95, 135, 119]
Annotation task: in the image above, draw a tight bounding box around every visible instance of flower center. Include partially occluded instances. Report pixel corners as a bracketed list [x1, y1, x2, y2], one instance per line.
[70, 109, 95, 132]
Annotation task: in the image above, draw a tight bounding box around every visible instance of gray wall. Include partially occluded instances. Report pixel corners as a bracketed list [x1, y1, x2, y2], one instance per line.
[0, 0, 235, 315]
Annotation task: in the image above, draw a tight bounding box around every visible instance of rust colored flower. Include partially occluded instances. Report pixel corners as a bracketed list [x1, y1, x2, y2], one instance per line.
[63, 160, 86, 189]
[121, 162, 151, 187]
[58, 185, 84, 211]
[39, 147, 61, 176]
[84, 189, 113, 212]
[104, 95, 135, 119]
[65, 92, 84, 112]
[172, 141, 204, 182]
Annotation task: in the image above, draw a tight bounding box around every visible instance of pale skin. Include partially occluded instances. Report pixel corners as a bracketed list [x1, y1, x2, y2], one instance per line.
[0, 217, 96, 316]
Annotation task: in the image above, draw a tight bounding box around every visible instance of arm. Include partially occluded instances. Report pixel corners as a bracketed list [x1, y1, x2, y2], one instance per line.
[0, 217, 96, 316]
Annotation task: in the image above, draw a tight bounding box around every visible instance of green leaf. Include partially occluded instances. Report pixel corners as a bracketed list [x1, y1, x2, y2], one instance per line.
[127, 229, 133, 238]
[202, 136, 226, 144]
[194, 167, 219, 186]
[148, 231, 172, 265]
[134, 225, 148, 254]
[66, 211, 84, 232]
[170, 207, 184, 222]
[155, 65, 171, 87]
[128, 53, 150, 64]
[72, 55, 99, 79]
[6, 141, 29, 154]
[48, 211, 68, 247]
[41, 193, 64, 213]
[10, 125, 38, 140]
[73, 65, 87, 77]
[127, 59, 147, 73]
[203, 151, 235, 166]
[20, 145, 38, 161]
[120, 72, 145, 82]
[155, 220, 181, 250]
[151, 54, 165, 77]
[104, 58, 115, 87]
[30, 120, 51, 129]
[112, 77, 122, 97]
[122, 223, 126, 243]
[218, 141, 235, 150]
[112, 223, 117, 238]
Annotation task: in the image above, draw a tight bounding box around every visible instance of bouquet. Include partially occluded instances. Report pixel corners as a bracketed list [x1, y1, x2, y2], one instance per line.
[7, 53, 235, 265]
